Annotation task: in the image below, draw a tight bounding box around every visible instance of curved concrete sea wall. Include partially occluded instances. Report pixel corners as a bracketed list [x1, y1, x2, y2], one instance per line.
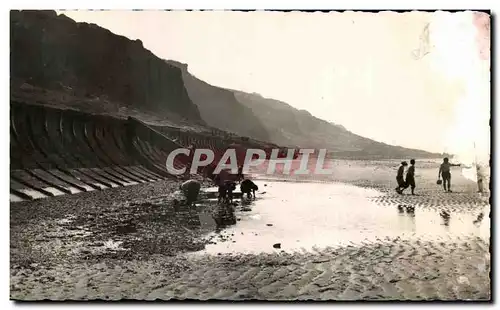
[10, 102, 189, 202]
[10, 103, 284, 202]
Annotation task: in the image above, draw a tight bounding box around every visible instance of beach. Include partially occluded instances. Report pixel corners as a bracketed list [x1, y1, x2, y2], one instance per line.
[10, 159, 491, 300]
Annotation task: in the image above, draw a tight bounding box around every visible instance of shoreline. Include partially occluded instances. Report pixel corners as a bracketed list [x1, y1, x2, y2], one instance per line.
[10, 162, 491, 300]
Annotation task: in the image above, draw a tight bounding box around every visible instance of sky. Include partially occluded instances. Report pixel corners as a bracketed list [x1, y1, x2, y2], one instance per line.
[59, 10, 490, 159]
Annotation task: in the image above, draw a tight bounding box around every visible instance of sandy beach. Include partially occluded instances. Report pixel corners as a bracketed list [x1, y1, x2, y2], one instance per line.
[10, 159, 491, 300]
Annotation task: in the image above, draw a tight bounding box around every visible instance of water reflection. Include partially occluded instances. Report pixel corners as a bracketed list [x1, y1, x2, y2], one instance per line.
[473, 212, 484, 225]
[396, 205, 416, 232]
[212, 203, 237, 230]
[440, 210, 451, 227]
[194, 198, 242, 234]
[193, 181, 490, 255]
[396, 204, 415, 216]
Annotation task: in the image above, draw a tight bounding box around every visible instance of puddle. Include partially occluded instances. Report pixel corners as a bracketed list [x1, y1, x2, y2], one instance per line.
[24, 181, 490, 259]
[202, 187, 243, 199]
[100, 239, 127, 251]
[193, 181, 490, 255]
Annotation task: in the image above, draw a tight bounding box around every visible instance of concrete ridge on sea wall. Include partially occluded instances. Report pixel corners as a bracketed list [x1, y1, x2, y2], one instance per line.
[10, 102, 283, 202]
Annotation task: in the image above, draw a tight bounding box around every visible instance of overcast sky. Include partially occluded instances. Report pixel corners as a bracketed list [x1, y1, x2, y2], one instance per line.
[59, 10, 490, 158]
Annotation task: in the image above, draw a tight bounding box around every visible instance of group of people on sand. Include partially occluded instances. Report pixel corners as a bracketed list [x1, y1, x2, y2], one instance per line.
[395, 157, 460, 195]
[178, 166, 258, 207]
[395, 159, 416, 195]
[215, 178, 259, 204]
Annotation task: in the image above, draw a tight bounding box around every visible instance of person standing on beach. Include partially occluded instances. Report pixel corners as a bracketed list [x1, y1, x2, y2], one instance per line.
[476, 163, 485, 193]
[395, 161, 408, 194]
[404, 159, 416, 195]
[438, 157, 460, 192]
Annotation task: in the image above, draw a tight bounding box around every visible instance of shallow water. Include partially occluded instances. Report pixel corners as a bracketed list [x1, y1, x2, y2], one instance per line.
[195, 181, 490, 255]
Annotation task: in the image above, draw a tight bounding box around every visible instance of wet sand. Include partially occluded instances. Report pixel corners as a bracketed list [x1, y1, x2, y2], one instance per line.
[10, 239, 490, 300]
[10, 160, 491, 300]
[197, 182, 489, 255]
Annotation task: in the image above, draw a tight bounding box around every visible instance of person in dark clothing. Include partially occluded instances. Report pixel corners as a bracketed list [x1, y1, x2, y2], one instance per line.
[395, 161, 408, 194]
[404, 159, 416, 195]
[214, 174, 226, 203]
[218, 180, 236, 204]
[226, 181, 236, 203]
[214, 173, 221, 187]
[180, 179, 201, 206]
[438, 157, 460, 192]
[214, 169, 234, 202]
[217, 183, 227, 203]
[237, 165, 244, 183]
[240, 179, 259, 199]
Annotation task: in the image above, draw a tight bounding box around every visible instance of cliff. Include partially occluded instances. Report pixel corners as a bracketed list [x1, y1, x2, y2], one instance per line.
[231, 91, 440, 159]
[10, 10, 439, 159]
[10, 10, 203, 122]
[166, 61, 271, 142]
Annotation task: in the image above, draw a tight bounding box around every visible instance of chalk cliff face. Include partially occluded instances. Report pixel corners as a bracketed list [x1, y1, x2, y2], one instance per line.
[10, 10, 439, 159]
[10, 10, 203, 122]
[231, 91, 439, 158]
[166, 60, 271, 142]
